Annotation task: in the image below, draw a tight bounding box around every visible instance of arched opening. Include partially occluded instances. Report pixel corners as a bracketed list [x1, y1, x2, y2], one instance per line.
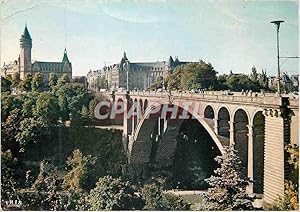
[234, 109, 249, 175]
[172, 119, 220, 189]
[144, 99, 148, 112]
[130, 103, 222, 189]
[133, 99, 138, 131]
[114, 98, 124, 125]
[218, 107, 230, 138]
[204, 105, 214, 119]
[139, 99, 143, 115]
[253, 111, 265, 194]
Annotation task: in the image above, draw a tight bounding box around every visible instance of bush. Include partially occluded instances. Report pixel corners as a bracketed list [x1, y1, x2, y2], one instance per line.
[63, 149, 97, 191]
[141, 177, 190, 210]
[87, 176, 143, 210]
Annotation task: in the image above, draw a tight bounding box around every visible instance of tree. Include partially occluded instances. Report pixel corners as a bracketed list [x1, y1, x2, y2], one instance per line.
[250, 66, 258, 82]
[30, 160, 67, 210]
[63, 149, 97, 191]
[96, 75, 108, 90]
[15, 117, 45, 152]
[198, 147, 254, 210]
[88, 98, 99, 121]
[49, 73, 58, 91]
[1, 92, 24, 121]
[11, 73, 21, 89]
[1, 150, 18, 202]
[21, 92, 39, 118]
[1, 109, 23, 155]
[168, 61, 218, 91]
[141, 177, 190, 210]
[258, 69, 269, 89]
[150, 76, 164, 90]
[56, 83, 88, 122]
[21, 73, 33, 92]
[226, 73, 261, 92]
[35, 93, 60, 125]
[57, 73, 70, 88]
[1, 76, 12, 92]
[87, 176, 143, 210]
[32, 72, 44, 92]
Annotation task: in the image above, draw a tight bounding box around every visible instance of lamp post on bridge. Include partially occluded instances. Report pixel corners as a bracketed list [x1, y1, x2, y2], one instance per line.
[270, 20, 284, 95]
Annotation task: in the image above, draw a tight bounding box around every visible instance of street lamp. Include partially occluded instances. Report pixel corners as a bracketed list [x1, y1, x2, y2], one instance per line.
[270, 20, 284, 94]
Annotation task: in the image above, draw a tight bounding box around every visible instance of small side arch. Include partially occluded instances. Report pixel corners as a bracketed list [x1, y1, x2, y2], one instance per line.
[204, 104, 215, 119]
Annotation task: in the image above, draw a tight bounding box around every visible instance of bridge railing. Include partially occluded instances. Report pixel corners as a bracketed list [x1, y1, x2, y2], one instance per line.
[112, 91, 298, 107]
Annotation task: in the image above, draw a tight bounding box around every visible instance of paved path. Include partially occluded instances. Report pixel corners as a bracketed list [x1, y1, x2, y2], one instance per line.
[165, 190, 206, 196]
[94, 125, 123, 130]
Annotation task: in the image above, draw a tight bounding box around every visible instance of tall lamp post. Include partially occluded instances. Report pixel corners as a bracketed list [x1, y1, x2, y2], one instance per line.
[270, 20, 284, 95]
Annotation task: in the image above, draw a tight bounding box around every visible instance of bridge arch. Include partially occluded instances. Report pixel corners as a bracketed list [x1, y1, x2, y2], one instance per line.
[217, 106, 230, 138]
[233, 106, 251, 124]
[132, 101, 225, 158]
[233, 108, 249, 175]
[204, 104, 215, 119]
[252, 110, 265, 194]
[143, 99, 148, 112]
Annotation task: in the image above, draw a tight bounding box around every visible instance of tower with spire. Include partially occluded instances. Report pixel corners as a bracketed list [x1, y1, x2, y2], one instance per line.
[1, 25, 72, 83]
[19, 25, 32, 79]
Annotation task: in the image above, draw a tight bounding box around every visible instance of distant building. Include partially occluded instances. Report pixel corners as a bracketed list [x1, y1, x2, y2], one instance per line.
[1, 25, 72, 83]
[268, 72, 298, 92]
[86, 69, 107, 92]
[87, 52, 195, 91]
[290, 74, 299, 90]
[281, 72, 294, 92]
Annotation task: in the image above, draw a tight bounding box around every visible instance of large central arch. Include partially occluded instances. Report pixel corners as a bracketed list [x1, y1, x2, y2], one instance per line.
[128, 101, 225, 164]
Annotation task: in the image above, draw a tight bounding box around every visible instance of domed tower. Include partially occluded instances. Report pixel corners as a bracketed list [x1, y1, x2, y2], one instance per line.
[19, 25, 32, 79]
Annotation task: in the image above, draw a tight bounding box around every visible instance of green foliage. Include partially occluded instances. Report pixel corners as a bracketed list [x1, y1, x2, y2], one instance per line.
[96, 75, 108, 90]
[88, 98, 99, 121]
[21, 92, 39, 118]
[32, 72, 44, 92]
[1, 109, 23, 154]
[35, 92, 60, 125]
[150, 75, 164, 90]
[1, 92, 24, 121]
[16, 117, 45, 152]
[29, 160, 68, 210]
[11, 73, 21, 88]
[87, 176, 143, 210]
[141, 177, 190, 210]
[225, 73, 261, 92]
[80, 105, 90, 124]
[168, 61, 217, 91]
[56, 82, 88, 122]
[198, 147, 254, 210]
[57, 73, 70, 88]
[49, 73, 58, 90]
[21, 73, 33, 92]
[1, 76, 12, 92]
[63, 149, 97, 191]
[1, 150, 18, 201]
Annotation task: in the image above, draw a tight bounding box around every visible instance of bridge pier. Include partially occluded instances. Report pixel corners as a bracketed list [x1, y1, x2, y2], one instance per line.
[213, 118, 218, 134]
[247, 124, 254, 194]
[262, 104, 291, 203]
[229, 121, 235, 146]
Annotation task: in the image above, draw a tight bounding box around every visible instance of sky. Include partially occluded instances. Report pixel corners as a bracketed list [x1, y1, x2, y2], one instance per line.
[0, 0, 299, 76]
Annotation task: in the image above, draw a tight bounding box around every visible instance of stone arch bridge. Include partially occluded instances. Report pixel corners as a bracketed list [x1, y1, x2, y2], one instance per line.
[107, 90, 298, 203]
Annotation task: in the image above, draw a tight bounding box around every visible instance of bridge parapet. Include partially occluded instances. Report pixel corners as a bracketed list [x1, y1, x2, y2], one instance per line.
[114, 91, 298, 108]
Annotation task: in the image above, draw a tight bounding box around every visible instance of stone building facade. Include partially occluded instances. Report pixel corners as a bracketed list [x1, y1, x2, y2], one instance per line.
[87, 52, 194, 91]
[1, 25, 72, 82]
